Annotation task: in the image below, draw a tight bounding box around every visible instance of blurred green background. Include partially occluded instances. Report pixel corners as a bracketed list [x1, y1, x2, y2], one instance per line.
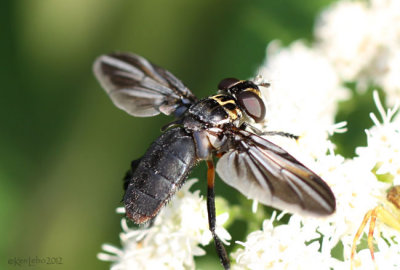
[0, 0, 354, 269]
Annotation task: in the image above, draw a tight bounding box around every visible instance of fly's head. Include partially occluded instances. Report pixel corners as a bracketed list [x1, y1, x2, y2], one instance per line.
[217, 78, 267, 123]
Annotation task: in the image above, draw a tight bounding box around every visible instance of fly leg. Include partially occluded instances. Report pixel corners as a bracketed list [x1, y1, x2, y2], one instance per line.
[261, 131, 299, 140]
[241, 123, 299, 140]
[206, 159, 230, 270]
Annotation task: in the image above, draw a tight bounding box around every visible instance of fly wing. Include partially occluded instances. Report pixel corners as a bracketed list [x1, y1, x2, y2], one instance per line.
[216, 130, 335, 216]
[93, 52, 197, 117]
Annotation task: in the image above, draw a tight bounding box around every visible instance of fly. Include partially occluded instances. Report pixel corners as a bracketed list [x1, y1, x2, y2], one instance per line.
[93, 52, 336, 269]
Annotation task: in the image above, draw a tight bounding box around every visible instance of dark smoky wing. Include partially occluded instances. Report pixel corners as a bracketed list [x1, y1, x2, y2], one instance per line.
[93, 52, 197, 117]
[216, 130, 336, 216]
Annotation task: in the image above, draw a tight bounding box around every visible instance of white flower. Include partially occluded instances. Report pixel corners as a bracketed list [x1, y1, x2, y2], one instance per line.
[98, 179, 230, 270]
[315, 0, 400, 105]
[258, 41, 348, 163]
[315, 1, 372, 81]
[344, 92, 400, 269]
[313, 154, 387, 257]
[232, 212, 343, 270]
[356, 91, 400, 184]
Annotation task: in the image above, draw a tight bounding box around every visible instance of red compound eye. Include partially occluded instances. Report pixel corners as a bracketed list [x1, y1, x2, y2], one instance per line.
[237, 91, 266, 122]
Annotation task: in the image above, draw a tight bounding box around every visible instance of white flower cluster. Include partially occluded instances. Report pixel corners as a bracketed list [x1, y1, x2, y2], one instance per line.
[356, 92, 400, 185]
[258, 40, 348, 163]
[315, 0, 400, 105]
[231, 212, 340, 270]
[98, 179, 230, 270]
[344, 93, 400, 269]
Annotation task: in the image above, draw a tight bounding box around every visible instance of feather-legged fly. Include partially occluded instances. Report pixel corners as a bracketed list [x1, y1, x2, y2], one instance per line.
[93, 53, 336, 269]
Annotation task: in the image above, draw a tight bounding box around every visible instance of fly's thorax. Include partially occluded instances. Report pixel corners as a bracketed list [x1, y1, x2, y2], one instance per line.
[186, 96, 242, 127]
[210, 94, 243, 126]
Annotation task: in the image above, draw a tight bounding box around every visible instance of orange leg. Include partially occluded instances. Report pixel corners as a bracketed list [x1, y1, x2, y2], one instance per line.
[351, 209, 373, 262]
[351, 186, 400, 269]
[368, 211, 378, 261]
[350, 205, 400, 269]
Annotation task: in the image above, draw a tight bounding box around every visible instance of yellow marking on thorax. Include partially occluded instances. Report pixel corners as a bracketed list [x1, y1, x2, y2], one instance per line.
[210, 95, 236, 105]
[226, 108, 239, 120]
[210, 95, 241, 121]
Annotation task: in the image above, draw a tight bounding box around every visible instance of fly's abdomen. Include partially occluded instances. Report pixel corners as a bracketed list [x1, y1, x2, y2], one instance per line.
[124, 127, 197, 224]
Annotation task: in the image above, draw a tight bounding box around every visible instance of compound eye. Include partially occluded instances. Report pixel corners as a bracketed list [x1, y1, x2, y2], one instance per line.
[237, 91, 266, 122]
[218, 78, 240, 90]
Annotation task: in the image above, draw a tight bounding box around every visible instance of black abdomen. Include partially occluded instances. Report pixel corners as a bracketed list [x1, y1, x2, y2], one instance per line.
[124, 127, 197, 223]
